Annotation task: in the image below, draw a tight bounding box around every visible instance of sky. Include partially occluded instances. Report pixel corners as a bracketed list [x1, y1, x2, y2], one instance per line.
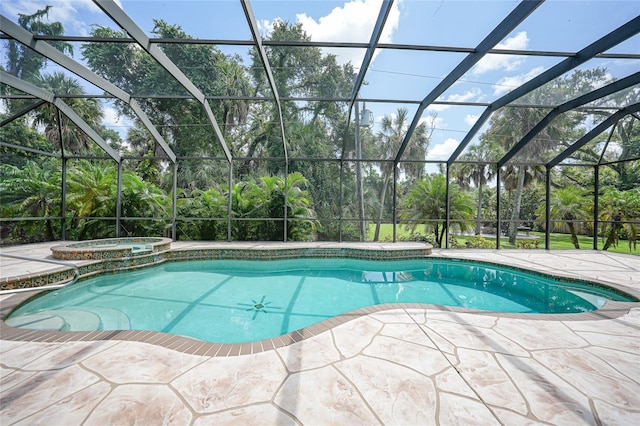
[1, 0, 639, 161]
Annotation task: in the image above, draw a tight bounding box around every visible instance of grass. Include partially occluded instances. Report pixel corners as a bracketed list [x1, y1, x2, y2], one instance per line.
[367, 223, 639, 256]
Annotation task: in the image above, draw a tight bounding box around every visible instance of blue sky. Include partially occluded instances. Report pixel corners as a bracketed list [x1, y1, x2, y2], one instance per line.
[2, 0, 639, 160]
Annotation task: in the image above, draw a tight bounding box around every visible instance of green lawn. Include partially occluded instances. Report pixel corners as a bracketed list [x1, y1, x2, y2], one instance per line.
[367, 223, 638, 256]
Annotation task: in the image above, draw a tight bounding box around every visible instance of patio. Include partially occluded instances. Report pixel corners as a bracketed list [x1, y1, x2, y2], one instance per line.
[1, 244, 639, 425]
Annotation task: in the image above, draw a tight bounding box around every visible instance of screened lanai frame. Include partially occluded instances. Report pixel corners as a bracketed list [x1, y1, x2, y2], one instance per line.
[1, 0, 639, 248]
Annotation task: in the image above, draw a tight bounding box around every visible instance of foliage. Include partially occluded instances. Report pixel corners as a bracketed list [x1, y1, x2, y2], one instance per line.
[0, 118, 52, 167]
[536, 186, 590, 249]
[4, 6, 72, 82]
[31, 72, 105, 155]
[1, 7, 636, 249]
[464, 235, 495, 249]
[482, 69, 611, 244]
[372, 107, 434, 241]
[516, 239, 541, 249]
[399, 174, 474, 247]
[599, 187, 639, 251]
[451, 140, 498, 235]
[0, 160, 61, 241]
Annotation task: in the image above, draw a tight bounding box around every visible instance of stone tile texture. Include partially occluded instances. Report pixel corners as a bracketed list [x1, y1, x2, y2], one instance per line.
[1, 246, 639, 425]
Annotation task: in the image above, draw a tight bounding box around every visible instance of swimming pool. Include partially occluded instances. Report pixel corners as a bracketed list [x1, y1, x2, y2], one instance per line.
[6, 258, 634, 343]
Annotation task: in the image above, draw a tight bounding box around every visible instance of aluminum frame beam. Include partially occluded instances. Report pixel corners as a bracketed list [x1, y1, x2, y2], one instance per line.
[0, 99, 46, 126]
[93, 0, 232, 163]
[547, 101, 640, 169]
[0, 141, 59, 157]
[7, 33, 639, 60]
[240, 0, 288, 163]
[394, 0, 542, 164]
[498, 72, 640, 167]
[340, 0, 395, 160]
[0, 70, 120, 161]
[0, 14, 176, 163]
[448, 15, 640, 166]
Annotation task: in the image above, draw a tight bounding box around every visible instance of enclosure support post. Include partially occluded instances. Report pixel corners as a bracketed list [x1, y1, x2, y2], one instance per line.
[116, 161, 122, 238]
[593, 165, 600, 250]
[355, 102, 366, 242]
[227, 161, 233, 242]
[172, 162, 177, 241]
[57, 109, 66, 241]
[284, 161, 289, 242]
[393, 163, 398, 243]
[545, 166, 551, 250]
[445, 164, 451, 249]
[496, 166, 501, 249]
[61, 157, 67, 241]
[339, 160, 344, 242]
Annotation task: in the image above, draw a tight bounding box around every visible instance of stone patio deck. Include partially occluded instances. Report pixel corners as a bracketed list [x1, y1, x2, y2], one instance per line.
[1, 243, 639, 425]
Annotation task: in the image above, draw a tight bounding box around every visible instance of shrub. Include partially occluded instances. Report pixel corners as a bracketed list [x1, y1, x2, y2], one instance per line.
[516, 239, 540, 249]
[464, 235, 495, 248]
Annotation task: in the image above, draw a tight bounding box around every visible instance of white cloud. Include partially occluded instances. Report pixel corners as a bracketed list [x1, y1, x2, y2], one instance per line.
[464, 114, 479, 126]
[472, 31, 529, 75]
[427, 88, 483, 112]
[420, 114, 444, 129]
[428, 138, 459, 160]
[102, 105, 122, 127]
[492, 65, 546, 96]
[296, 0, 401, 66]
[257, 18, 278, 38]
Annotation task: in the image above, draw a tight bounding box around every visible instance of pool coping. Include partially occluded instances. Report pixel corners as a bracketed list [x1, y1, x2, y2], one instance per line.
[2, 243, 639, 354]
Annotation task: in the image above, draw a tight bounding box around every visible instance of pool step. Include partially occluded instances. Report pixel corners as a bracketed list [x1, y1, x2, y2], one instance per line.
[5, 313, 68, 331]
[7, 307, 131, 332]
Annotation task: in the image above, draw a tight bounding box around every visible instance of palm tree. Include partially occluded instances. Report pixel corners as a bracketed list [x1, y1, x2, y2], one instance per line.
[66, 160, 117, 239]
[217, 60, 250, 136]
[484, 106, 558, 244]
[283, 172, 318, 241]
[538, 186, 589, 249]
[400, 174, 474, 247]
[32, 72, 104, 154]
[452, 141, 498, 235]
[373, 108, 433, 241]
[0, 161, 61, 240]
[120, 172, 168, 237]
[599, 187, 639, 251]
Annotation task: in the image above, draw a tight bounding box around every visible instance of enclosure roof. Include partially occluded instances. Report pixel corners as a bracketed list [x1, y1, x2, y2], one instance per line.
[1, 0, 639, 167]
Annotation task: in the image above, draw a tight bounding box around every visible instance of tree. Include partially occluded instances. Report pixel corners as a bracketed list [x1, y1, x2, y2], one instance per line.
[246, 20, 355, 173]
[0, 160, 61, 240]
[0, 117, 51, 167]
[31, 72, 104, 154]
[599, 187, 639, 251]
[483, 69, 611, 244]
[177, 186, 227, 240]
[538, 186, 589, 249]
[452, 141, 498, 235]
[373, 108, 434, 241]
[217, 59, 250, 136]
[5, 6, 72, 82]
[66, 160, 117, 239]
[400, 174, 474, 247]
[81, 21, 250, 188]
[120, 172, 168, 237]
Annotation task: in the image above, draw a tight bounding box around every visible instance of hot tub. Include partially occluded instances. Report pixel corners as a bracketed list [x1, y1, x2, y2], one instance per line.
[51, 237, 172, 260]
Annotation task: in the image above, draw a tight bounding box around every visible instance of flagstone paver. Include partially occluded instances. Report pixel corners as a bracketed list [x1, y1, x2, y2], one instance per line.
[1, 245, 638, 425]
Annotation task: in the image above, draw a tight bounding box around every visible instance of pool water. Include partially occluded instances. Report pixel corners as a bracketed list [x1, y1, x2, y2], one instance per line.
[6, 258, 634, 343]
[92, 243, 150, 253]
